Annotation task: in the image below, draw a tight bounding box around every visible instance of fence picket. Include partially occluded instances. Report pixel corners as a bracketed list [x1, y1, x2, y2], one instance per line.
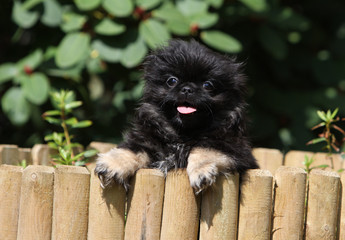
[160, 169, 201, 240]
[238, 169, 273, 240]
[51, 165, 90, 240]
[125, 169, 165, 240]
[0, 165, 23, 240]
[272, 167, 307, 240]
[199, 173, 240, 240]
[17, 165, 54, 240]
[305, 169, 340, 239]
[253, 148, 283, 175]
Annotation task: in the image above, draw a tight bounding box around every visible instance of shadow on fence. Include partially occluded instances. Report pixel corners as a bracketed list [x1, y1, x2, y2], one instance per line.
[0, 142, 344, 239]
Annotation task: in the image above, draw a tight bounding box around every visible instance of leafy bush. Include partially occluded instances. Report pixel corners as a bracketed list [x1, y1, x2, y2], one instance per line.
[1, 0, 345, 152]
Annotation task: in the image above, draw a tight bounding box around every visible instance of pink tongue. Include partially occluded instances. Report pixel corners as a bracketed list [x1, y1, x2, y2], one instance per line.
[177, 106, 197, 114]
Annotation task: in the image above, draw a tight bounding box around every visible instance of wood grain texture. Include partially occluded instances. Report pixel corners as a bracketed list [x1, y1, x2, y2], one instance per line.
[51, 165, 90, 240]
[88, 165, 126, 240]
[18, 148, 33, 165]
[252, 148, 283, 174]
[31, 144, 52, 166]
[284, 150, 314, 169]
[125, 169, 165, 240]
[17, 165, 54, 240]
[199, 173, 240, 240]
[0, 165, 23, 240]
[238, 169, 273, 240]
[272, 167, 307, 240]
[160, 169, 200, 240]
[1, 145, 19, 165]
[305, 169, 340, 240]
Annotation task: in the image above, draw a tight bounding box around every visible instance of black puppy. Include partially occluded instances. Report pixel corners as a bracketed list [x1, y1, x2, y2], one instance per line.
[95, 39, 258, 193]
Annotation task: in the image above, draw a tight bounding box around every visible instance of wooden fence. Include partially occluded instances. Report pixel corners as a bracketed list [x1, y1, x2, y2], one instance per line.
[0, 142, 345, 240]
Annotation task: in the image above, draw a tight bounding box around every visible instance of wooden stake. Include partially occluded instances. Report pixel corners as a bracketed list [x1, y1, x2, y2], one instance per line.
[1, 145, 19, 165]
[17, 165, 54, 240]
[52, 165, 90, 240]
[32, 144, 52, 165]
[272, 167, 307, 240]
[253, 148, 283, 174]
[0, 165, 23, 239]
[125, 169, 165, 240]
[199, 173, 240, 240]
[88, 165, 126, 240]
[339, 174, 345, 240]
[160, 169, 200, 240]
[305, 169, 340, 239]
[19, 148, 33, 165]
[284, 150, 314, 169]
[238, 169, 273, 240]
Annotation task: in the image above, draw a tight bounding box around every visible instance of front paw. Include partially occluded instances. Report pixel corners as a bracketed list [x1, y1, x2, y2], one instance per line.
[94, 148, 149, 190]
[187, 164, 217, 194]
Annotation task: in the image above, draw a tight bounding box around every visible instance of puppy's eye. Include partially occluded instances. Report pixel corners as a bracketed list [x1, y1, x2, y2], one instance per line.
[166, 77, 178, 87]
[203, 81, 214, 91]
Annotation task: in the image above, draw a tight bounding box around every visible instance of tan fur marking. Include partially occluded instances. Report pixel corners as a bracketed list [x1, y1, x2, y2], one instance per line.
[187, 147, 234, 192]
[97, 148, 150, 183]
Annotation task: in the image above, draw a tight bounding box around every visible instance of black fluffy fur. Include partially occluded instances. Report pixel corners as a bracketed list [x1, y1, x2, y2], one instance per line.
[117, 39, 258, 174]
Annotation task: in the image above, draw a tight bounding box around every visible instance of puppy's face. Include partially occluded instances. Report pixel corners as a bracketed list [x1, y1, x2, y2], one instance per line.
[142, 40, 246, 132]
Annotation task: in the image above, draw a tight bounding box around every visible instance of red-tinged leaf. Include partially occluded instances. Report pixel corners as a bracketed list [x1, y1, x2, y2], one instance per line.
[311, 122, 325, 130]
[332, 124, 345, 135]
[331, 143, 340, 152]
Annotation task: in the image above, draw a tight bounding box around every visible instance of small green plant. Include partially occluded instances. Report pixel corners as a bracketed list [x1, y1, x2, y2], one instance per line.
[302, 155, 328, 174]
[18, 159, 27, 168]
[42, 89, 97, 166]
[306, 108, 345, 169]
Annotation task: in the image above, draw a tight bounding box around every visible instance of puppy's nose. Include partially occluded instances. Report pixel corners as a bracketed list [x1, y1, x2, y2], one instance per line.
[181, 86, 193, 95]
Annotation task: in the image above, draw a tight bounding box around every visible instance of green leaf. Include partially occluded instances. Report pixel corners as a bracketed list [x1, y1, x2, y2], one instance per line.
[177, 0, 208, 16]
[258, 26, 287, 60]
[103, 0, 134, 17]
[331, 108, 339, 119]
[74, 0, 102, 11]
[43, 110, 61, 116]
[72, 120, 93, 128]
[12, 1, 39, 29]
[239, 0, 268, 12]
[21, 72, 50, 105]
[55, 32, 90, 68]
[44, 117, 61, 125]
[310, 137, 327, 144]
[0, 63, 18, 84]
[83, 149, 98, 158]
[136, 0, 162, 10]
[120, 37, 148, 68]
[139, 19, 171, 49]
[65, 101, 82, 110]
[16, 49, 43, 70]
[201, 30, 242, 53]
[317, 110, 327, 121]
[189, 12, 218, 29]
[91, 40, 123, 63]
[95, 18, 126, 36]
[65, 117, 78, 125]
[153, 2, 190, 35]
[310, 164, 329, 170]
[1, 87, 31, 125]
[60, 11, 87, 33]
[41, 0, 62, 27]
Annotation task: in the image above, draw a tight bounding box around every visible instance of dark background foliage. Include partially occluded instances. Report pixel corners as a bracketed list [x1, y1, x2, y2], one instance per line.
[1, 0, 345, 154]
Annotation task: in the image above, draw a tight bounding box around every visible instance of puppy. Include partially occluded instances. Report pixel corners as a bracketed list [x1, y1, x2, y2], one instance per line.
[95, 39, 258, 193]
